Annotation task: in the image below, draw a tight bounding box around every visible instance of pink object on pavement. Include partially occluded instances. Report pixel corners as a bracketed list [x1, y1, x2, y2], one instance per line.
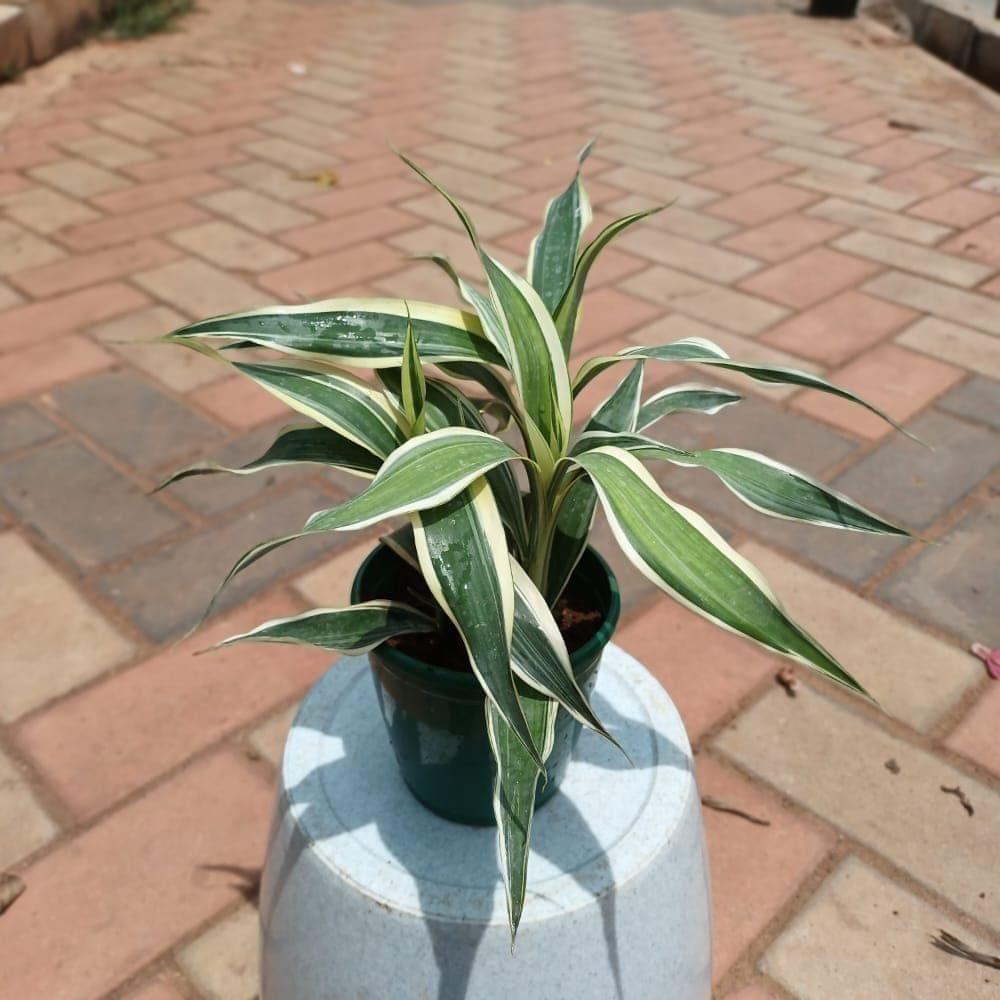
[971, 643, 1000, 680]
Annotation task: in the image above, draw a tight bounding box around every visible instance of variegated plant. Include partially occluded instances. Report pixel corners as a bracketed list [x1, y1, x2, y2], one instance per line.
[161, 145, 910, 942]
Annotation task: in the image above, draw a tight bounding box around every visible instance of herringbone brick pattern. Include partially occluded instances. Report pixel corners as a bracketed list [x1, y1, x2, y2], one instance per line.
[0, 2, 997, 997]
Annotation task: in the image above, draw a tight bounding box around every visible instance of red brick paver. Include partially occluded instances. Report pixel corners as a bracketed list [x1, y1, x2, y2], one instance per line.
[1, 2, 997, 997]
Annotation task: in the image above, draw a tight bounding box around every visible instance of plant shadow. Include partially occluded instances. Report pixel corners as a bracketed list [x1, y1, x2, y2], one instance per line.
[261, 669, 689, 1000]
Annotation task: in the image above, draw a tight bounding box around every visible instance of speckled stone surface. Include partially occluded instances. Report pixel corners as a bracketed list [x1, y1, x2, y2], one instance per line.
[259, 644, 712, 1000]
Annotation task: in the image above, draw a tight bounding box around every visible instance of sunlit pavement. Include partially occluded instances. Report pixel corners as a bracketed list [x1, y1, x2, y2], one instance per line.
[0, 2, 998, 996]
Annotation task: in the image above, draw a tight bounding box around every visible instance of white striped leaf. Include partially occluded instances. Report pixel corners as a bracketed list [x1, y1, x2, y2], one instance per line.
[207, 429, 525, 611]
[376, 373, 530, 558]
[229, 361, 405, 458]
[509, 560, 617, 745]
[577, 340, 914, 438]
[303, 427, 522, 532]
[574, 447, 870, 696]
[544, 479, 598, 605]
[415, 254, 513, 367]
[155, 425, 381, 492]
[487, 689, 555, 943]
[214, 600, 434, 654]
[573, 337, 728, 395]
[413, 479, 544, 767]
[398, 153, 572, 457]
[636, 383, 743, 430]
[527, 141, 594, 317]
[583, 433, 908, 535]
[546, 363, 644, 602]
[483, 254, 574, 453]
[167, 298, 506, 369]
[553, 205, 665, 354]
[378, 526, 612, 742]
[400, 306, 426, 434]
[585, 361, 644, 432]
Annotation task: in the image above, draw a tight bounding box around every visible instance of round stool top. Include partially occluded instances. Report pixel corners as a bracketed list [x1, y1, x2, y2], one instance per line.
[281, 643, 696, 927]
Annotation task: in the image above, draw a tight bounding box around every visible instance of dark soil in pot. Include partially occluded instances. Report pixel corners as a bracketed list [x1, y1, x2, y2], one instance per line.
[808, 0, 859, 17]
[352, 544, 621, 826]
[377, 556, 605, 674]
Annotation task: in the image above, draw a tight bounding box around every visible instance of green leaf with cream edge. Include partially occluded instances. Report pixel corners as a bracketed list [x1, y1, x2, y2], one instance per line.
[572, 446, 872, 697]
[213, 601, 435, 654]
[161, 143, 917, 944]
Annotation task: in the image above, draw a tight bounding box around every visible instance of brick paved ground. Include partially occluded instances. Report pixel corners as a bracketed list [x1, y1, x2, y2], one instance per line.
[0, 1, 998, 996]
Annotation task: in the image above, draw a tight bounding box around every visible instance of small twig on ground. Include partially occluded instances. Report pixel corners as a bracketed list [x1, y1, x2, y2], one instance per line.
[775, 666, 799, 697]
[931, 929, 1000, 970]
[0, 872, 25, 916]
[888, 118, 922, 131]
[940, 784, 974, 817]
[701, 795, 771, 827]
[300, 169, 340, 187]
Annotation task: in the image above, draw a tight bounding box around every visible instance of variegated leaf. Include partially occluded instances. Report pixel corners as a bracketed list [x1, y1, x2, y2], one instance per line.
[229, 360, 405, 458]
[577, 340, 914, 438]
[214, 600, 434, 654]
[413, 479, 543, 767]
[207, 428, 525, 612]
[581, 433, 908, 536]
[546, 363, 643, 602]
[398, 153, 572, 457]
[527, 141, 594, 317]
[573, 338, 729, 395]
[167, 298, 505, 369]
[156, 425, 381, 492]
[636, 383, 743, 430]
[574, 446, 870, 697]
[553, 205, 665, 354]
[487, 689, 555, 944]
[400, 305, 426, 434]
[509, 560, 616, 745]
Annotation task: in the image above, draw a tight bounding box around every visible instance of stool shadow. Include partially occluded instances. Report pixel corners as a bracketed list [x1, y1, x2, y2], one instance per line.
[262, 674, 687, 1000]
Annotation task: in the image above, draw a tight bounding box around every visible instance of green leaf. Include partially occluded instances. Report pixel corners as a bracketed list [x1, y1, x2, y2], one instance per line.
[510, 560, 617, 746]
[397, 153, 572, 457]
[585, 361, 644, 432]
[415, 254, 513, 368]
[527, 141, 594, 317]
[592, 434, 909, 536]
[378, 526, 609, 740]
[553, 205, 665, 354]
[546, 363, 643, 602]
[155, 425, 381, 492]
[577, 340, 915, 439]
[206, 428, 525, 611]
[487, 689, 555, 944]
[304, 428, 523, 532]
[544, 478, 598, 604]
[229, 361, 405, 458]
[483, 255, 574, 454]
[214, 600, 435, 654]
[400, 305, 426, 434]
[574, 446, 871, 697]
[413, 479, 544, 768]
[167, 297, 505, 369]
[438, 360, 519, 415]
[573, 337, 728, 395]
[375, 372, 530, 558]
[636, 383, 743, 430]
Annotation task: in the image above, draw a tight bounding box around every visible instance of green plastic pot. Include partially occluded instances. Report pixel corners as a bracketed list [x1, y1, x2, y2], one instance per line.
[351, 544, 621, 826]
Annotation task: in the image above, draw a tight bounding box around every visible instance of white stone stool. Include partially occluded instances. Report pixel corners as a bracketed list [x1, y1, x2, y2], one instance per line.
[259, 644, 712, 1000]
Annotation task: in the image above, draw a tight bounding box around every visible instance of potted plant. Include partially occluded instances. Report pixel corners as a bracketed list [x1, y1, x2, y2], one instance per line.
[161, 146, 909, 943]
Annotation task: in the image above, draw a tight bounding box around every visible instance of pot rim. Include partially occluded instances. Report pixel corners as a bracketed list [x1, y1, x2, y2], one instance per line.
[351, 543, 621, 689]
